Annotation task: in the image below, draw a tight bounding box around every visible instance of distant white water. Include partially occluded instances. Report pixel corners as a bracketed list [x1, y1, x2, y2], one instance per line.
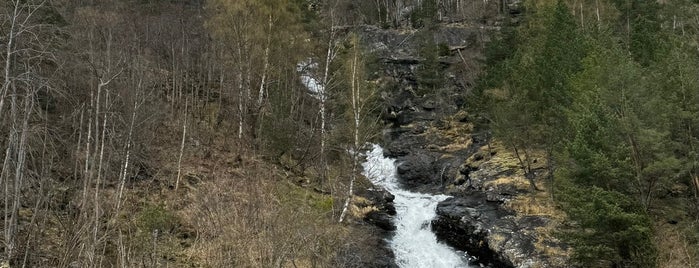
[362, 144, 472, 268]
[297, 59, 325, 100]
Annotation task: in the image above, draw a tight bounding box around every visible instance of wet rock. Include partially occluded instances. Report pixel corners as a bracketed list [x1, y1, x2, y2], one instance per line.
[396, 153, 436, 188]
[366, 210, 396, 231]
[359, 188, 397, 217]
[507, 0, 523, 15]
[432, 196, 514, 267]
[383, 134, 420, 158]
[433, 196, 570, 268]
[351, 187, 398, 267]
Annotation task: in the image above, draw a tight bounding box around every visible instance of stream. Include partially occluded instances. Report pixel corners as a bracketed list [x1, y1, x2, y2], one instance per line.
[362, 144, 473, 268]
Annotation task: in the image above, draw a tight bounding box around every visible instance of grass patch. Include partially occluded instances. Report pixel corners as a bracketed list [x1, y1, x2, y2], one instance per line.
[651, 197, 699, 268]
[485, 176, 531, 191]
[419, 110, 475, 152]
[654, 220, 699, 268]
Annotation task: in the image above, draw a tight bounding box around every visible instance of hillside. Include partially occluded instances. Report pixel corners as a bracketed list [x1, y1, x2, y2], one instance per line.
[2, 0, 699, 267]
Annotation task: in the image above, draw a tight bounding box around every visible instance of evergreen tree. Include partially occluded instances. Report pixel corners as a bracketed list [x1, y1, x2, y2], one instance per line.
[490, 0, 583, 189]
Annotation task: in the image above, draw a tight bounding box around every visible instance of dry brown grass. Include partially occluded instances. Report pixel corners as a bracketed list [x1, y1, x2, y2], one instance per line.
[505, 190, 566, 221]
[349, 196, 379, 218]
[477, 140, 571, 263]
[178, 159, 350, 267]
[654, 221, 699, 268]
[485, 176, 532, 191]
[504, 192, 571, 264]
[419, 110, 476, 152]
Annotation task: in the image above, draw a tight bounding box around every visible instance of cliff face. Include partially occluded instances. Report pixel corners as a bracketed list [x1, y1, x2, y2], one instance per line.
[356, 6, 573, 267]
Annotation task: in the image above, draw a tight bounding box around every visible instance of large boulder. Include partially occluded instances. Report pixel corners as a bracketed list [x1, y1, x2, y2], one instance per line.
[433, 194, 571, 268]
[396, 152, 437, 188]
[432, 196, 515, 267]
[357, 187, 397, 227]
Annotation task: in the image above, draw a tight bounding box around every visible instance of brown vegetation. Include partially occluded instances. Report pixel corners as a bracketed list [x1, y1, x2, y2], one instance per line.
[0, 0, 389, 267]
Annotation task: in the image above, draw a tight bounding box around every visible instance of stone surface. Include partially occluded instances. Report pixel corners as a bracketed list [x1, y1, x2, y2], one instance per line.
[354, 8, 570, 267]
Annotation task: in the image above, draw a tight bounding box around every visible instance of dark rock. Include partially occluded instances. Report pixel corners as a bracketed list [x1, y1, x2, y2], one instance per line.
[433, 195, 568, 267]
[432, 196, 515, 268]
[485, 191, 510, 202]
[351, 187, 398, 267]
[518, 215, 551, 229]
[422, 99, 437, 110]
[459, 163, 477, 176]
[383, 134, 419, 158]
[383, 192, 395, 203]
[454, 174, 467, 186]
[365, 210, 396, 231]
[386, 56, 420, 65]
[396, 153, 436, 187]
[396, 111, 417, 126]
[359, 188, 397, 218]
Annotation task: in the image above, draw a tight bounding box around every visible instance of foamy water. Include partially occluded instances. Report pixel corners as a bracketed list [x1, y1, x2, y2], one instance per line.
[362, 144, 473, 268]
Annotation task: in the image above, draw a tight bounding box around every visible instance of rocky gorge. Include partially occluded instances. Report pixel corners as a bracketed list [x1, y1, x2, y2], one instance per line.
[351, 11, 573, 267]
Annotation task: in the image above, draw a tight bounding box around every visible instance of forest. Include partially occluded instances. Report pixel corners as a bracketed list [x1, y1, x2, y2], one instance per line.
[1, 0, 698, 267]
[476, 0, 699, 266]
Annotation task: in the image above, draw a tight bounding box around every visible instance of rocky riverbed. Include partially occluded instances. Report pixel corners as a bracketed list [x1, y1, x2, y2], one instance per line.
[350, 17, 572, 267]
[379, 85, 572, 267]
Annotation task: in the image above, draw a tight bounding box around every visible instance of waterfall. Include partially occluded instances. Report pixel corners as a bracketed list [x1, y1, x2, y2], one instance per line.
[362, 144, 473, 268]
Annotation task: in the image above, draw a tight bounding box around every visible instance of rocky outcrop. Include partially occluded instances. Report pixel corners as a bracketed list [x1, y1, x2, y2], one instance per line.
[355, 4, 571, 267]
[348, 186, 399, 268]
[359, 187, 397, 231]
[430, 145, 572, 267]
[432, 194, 514, 267]
[433, 195, 568, 268]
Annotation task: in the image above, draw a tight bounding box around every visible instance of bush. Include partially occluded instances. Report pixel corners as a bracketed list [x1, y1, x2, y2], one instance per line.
[136, 204, 179, 234]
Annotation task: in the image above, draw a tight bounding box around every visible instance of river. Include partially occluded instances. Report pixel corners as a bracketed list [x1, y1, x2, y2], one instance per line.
[362, 144, 473, 268]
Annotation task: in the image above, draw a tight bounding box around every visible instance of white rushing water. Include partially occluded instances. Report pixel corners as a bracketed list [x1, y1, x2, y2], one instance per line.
[362, 144, 473, 268]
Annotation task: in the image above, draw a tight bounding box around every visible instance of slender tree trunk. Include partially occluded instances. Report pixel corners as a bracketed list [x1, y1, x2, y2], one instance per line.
[0, 0, 20, 120]
[116, 94, 137, 212]
[257, 15, 272, 109]
[82, 92, 94, 214]
[596, 0, 601, 26]
[340, 44, 361, 223]
[319, 15, 336, 188]
[237, 45, 245, 140]
[7, 89, 34, 262]
[175, 99, 188, 191]
[91, 92, 109, 267]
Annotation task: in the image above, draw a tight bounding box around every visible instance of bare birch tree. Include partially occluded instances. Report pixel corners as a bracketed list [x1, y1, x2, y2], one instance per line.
[339, 33, 379, 223]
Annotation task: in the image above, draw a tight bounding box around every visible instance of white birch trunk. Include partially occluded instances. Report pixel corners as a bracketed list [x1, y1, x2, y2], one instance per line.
[175, 100, 188, 190]
[91, 93, 109, 267]
[319, 16, 336, 186]
[116, 96, 137, 212]
[82, 92, 94, 211]
[237, 45, 245, 139]
[257, 15, 272, 108]
[340, 44, 361, 223]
